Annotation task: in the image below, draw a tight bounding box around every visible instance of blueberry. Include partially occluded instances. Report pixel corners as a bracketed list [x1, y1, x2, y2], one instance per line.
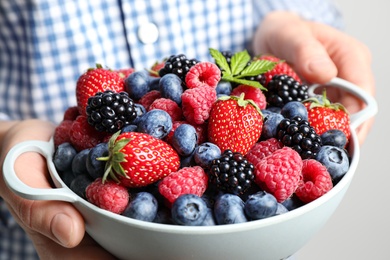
[180, 150, 195, 168]
[159, 73, 183, 105]
[214, 193, 248, 225]
[148, 77, 160, 91]
[281, 195, 304, 211]
[153, 207, 173, 224]
[137, 109, 173, 139]
[244, 191, 278, 220]
[193, 142, 221, 168]
[59, 169, 76, 187]
[171, 194, 208, 226]
[281, 101, 308, 120]
[171, 124, 197, 156]
[121, 124, 138, 133]
[53, 142, 77, 172]
[316, 145, 350, 180]
[69, 173, 93, 199]
[215, 80, 232, 96]
[265, 106, 281, 114]
[86, 142, 109, 180]
[200, 208, 216, 226]
[261, 112, 284, 139]
[275, 203, 289, 215]
[71, 148, 91, 176]
[122, 192, 158, 222]
[125, 70, 151, 100]
[320, 129, 347, 148]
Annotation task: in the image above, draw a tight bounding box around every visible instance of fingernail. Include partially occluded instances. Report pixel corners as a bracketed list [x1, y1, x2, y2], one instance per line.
[51, 213, 73, 247]
[307, 57, 334, 74]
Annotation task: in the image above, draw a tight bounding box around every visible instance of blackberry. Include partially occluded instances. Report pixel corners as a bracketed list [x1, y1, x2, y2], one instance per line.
[209, 150, 255, 195]
[266, 74, 309, 108]
[86, 90, 137, 133]
[276, 116, 322, 159]
[158, 54, 199, 82]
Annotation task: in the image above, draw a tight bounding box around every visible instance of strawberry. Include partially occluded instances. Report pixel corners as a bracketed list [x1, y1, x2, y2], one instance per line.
[76, 64, 125, 115]
[256, 54, 301, 86]
[303, 90, 351, 143]
[115, 67, 135, 79]
[149, 60, 165, 77]
[100, 131, 180, 188]
[230, 84, 267, 110]
[208, 94, 263, 155]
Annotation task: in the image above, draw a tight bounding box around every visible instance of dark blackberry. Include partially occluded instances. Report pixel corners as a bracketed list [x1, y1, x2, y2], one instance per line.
[209, 150, 255, 195]
[276, 116, 322, 159]
[266, 74, 309, 108]
[86, 90, 137, 133]
[158, 54, 199, 82]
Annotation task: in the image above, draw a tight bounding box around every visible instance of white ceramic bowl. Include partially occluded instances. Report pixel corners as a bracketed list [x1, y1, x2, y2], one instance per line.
[3, 78, 377, 260]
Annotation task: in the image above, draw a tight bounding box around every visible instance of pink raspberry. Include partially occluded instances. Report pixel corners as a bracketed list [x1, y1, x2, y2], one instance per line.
[158, 166, 208, 207]
[181, 87, 217, 125]
[254, 147, 303, 202]
[245, 138, 283, 166]
[63, 106, 80, 121]
[295, 159, 333, 203]
[137, 90, 161, 110]
[53, 120, 73, 147]
[185, 61, 221, 89]
[69, 115, 108, 151]
[149, 98, 183, 121]
[86, 178, 130, 214]
[231, 85, 267, 109]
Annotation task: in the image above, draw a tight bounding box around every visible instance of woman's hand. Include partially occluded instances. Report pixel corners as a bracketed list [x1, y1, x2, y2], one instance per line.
[0, 119, 115, 259]
[253, 11, 375, 144]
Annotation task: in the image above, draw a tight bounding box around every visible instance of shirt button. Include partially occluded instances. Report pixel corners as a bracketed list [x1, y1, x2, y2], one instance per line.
[138, 22, 159, 44]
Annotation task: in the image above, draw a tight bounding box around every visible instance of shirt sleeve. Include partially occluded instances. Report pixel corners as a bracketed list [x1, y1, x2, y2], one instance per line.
[254, 0, 344, 30]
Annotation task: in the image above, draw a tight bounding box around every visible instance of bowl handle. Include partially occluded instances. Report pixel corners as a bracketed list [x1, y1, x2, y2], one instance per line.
[308, 77, 378, 130]
[2, 140, 78, 202]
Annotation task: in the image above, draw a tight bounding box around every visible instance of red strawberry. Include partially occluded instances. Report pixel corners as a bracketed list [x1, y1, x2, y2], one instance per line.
[256, 54, 301, 86]
[185, 61, 221, 89]
[76, 64, 125, 115]
[158, 166, 208, 207]
[295, 159, 333, 203]
[303, 90, 351, 143]
[115, 67, 135, 79]
[230, 84, 267, 109]
[86, 178, 130, 214]
[254, 147, 303, 202]
[101, 131, 180, 188]
[208, 94, 263, 155]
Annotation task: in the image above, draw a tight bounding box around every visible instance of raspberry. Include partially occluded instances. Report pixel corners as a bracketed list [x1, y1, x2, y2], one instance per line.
[69, 115, 108, 151]
[53, 120, 73, 147]
[254, 146, 303, 202]
[86, 178, 130, 214]
[116, 67, 135, 79]
[149, 98, 183, 121]
[181, 87, 217, 125]
[230, 85, 267, 109]
[137, 90, 161, 110]
[63, 106, 80, 121]
[185, 62, 221, 89]
[295, 159, 333, 203]
[158, 166, 208, 207]
[257, 55, 301, 86]
[245, 138, 283, 167]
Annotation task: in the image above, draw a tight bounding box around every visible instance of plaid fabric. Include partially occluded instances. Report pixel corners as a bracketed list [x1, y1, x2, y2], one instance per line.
[0, 0, 343, 259]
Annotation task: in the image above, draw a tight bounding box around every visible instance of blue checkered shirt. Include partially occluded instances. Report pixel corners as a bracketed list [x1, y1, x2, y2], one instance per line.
[0, 0, 343, 259]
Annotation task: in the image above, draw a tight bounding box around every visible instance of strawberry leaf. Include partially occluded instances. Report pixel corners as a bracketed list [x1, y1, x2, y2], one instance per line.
[209, 48, 231, 75]
[230, 50, 251, 76]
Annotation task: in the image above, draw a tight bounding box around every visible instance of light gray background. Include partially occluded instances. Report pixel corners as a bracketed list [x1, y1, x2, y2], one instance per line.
[297, 0, 389, 259]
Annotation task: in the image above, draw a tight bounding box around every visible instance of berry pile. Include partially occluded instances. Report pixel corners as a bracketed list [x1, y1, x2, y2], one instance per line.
[52, 49, 351, 226]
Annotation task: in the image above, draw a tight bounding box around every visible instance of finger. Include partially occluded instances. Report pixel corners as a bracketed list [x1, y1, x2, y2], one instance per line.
[9, 152, 86, 248]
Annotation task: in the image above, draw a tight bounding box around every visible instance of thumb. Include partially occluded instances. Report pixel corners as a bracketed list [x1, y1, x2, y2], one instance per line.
[253, 12, 337, 83]
[9, 152, 86, 248]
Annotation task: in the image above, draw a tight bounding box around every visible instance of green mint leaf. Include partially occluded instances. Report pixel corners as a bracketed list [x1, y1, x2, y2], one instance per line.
[238, 60, 278, 78]
[222, 75, 266, 90]
[230, 50, 251, 76]
[209, 48, 231, 75]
